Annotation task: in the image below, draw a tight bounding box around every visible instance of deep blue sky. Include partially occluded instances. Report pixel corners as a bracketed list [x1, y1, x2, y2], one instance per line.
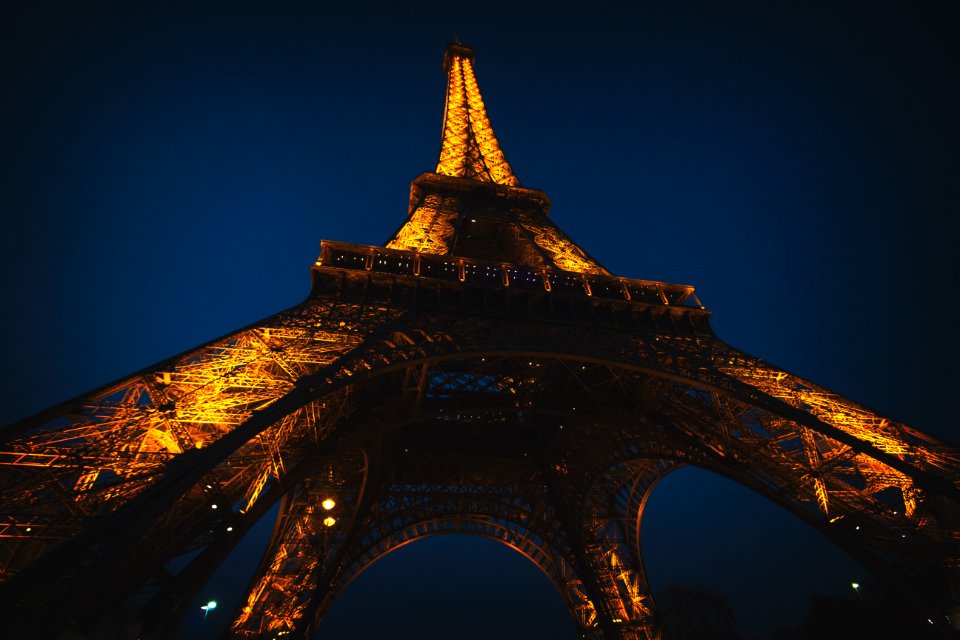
[2, 2, 957, 638]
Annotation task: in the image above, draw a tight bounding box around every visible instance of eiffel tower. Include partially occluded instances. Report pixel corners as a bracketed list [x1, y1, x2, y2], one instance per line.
[1, 42, 959, 640]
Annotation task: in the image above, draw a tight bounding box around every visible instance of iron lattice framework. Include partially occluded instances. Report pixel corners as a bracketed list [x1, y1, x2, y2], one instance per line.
[1, 43, 959, 640]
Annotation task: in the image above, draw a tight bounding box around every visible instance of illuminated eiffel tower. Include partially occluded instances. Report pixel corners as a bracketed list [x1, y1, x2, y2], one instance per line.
[1, 43, 959, 640]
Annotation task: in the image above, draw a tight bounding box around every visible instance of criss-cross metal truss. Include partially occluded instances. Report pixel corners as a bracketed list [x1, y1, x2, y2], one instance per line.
[1, 42, 959, 640]
[434, 42, 517, 186]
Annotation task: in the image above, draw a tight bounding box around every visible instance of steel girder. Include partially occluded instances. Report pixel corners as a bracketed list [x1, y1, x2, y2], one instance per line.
[1, 299, 958, 638]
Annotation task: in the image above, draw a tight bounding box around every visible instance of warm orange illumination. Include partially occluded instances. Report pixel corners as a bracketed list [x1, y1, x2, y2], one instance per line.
[516, 213, 609, 275]
[720, 357, 936, 518]
[386, 194, 457, 254]
[323, 516, 336, 527]
[0, 308, 376, 557]
[321, 498, 335, 510]
[435, 51, 518, 185]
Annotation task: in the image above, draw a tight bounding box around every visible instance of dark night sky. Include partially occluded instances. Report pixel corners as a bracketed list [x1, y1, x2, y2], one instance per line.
[2, 2, 957, 638]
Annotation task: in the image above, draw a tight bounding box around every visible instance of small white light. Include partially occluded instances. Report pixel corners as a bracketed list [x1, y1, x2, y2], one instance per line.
[211, 504, 218, 510]
[851, 582, 860, 590]
[25, 527, 32, 532]
[226, 526, 233, 532]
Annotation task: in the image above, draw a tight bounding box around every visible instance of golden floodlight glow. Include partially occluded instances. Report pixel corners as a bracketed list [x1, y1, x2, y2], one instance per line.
[323, 516, 336, 527]
[321, 498, 335, 510]
[435, 52, 518, 185]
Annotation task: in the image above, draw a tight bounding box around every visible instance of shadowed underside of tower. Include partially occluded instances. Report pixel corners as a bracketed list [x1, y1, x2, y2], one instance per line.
[1, 43, 959, 640]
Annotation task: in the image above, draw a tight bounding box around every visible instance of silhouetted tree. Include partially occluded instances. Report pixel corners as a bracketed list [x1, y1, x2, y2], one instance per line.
[656, 585, 739, 640]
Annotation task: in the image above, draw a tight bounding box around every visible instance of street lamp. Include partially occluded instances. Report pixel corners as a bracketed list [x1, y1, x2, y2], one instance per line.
[201, 600, 218, 623]
[850, 582, 861, 601]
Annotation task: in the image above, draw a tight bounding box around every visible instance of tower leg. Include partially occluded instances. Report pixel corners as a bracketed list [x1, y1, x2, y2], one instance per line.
[575, 458, 677, 640]
[545, 463, 630, 640]
[225, 445, 378, 639]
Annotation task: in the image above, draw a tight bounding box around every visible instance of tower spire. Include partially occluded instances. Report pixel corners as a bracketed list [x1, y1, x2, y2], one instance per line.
[435, 43, 519, 186]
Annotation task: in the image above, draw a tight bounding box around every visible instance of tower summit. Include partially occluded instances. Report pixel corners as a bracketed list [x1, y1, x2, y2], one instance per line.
[1, 44, 958, 640]
[387, 43, 614, 274]
[436, 42, 518, 185]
